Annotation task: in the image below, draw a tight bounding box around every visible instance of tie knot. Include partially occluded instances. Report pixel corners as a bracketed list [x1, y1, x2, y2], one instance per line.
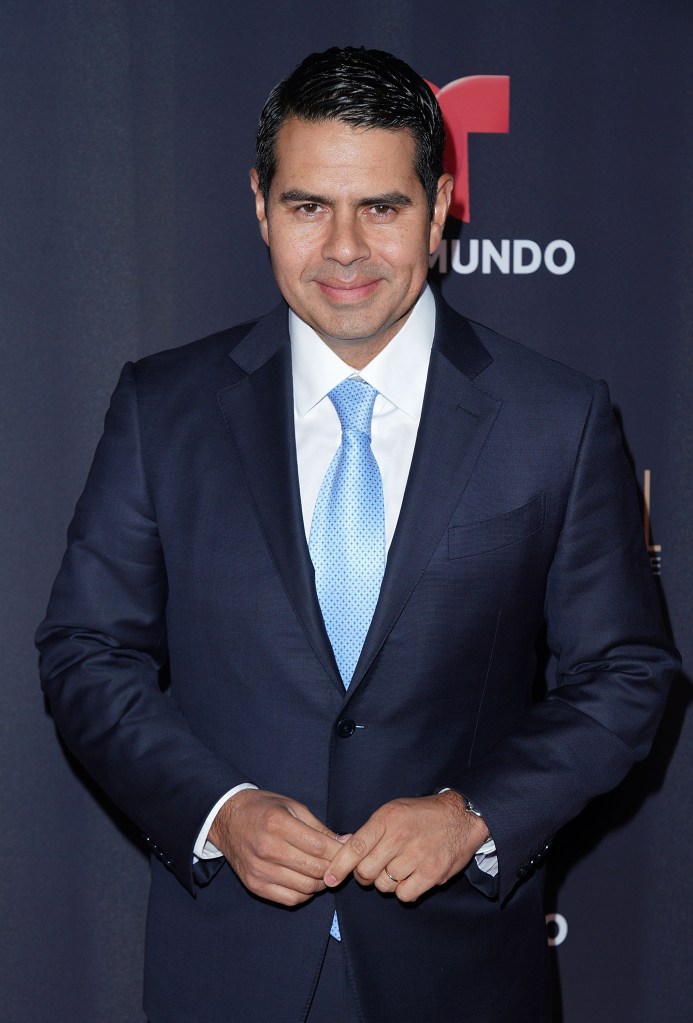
[328, 378, 378, 436]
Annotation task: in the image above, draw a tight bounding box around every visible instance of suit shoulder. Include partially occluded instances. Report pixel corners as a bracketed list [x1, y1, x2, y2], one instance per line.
[467, 317, 599, 400]
[130, 316, 260, 386]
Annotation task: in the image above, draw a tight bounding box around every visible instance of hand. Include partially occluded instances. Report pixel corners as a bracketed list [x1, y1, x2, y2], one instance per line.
[209, 789, 347, 907]
[324, 790, 489, 903]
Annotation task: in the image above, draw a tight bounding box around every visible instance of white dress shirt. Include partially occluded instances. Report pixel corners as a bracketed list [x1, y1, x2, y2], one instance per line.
[194, 285, 496, 878]
[292, 284, 433, 548]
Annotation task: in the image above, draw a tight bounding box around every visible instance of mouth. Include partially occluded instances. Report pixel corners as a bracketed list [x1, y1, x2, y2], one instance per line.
[314, 278, 382, 302]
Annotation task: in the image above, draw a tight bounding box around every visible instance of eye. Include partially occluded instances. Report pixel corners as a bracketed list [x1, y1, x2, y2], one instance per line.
[297, 203, 322, 215]
[367, 204, 396, 219]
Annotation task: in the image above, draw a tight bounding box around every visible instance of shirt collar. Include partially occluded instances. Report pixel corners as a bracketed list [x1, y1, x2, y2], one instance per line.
[290, 284, 435, 420]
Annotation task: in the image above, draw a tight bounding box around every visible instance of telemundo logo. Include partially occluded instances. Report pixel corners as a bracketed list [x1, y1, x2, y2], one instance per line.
[430, 239, 576, 276]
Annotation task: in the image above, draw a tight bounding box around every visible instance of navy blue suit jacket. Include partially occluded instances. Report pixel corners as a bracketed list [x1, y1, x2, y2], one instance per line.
[37, 291, 678, 1022]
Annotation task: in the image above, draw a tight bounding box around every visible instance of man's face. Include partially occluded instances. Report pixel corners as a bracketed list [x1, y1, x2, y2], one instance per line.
[251, 118, 452, 367]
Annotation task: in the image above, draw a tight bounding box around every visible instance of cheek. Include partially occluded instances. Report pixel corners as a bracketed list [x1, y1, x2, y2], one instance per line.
[271, 233, 320, 276]
[377, 228, 430, 268]
[269, 246, 307, 285]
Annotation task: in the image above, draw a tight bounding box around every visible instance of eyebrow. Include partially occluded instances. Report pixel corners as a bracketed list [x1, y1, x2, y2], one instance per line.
[278, 189, 414, 208]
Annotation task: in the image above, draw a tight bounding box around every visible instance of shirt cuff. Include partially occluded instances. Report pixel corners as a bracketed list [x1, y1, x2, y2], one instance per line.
[193, 783, 259, 860]
[473, 837, 498, 877]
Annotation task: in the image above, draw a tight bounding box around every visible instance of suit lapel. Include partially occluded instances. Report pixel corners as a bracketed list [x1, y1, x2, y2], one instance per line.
[349, 297, 502, 692]
[216, 296, 501, 698]
[216, 305, 343, 692]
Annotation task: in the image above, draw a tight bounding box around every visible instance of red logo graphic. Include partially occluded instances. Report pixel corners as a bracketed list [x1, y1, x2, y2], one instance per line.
[427, 76, 510, 222]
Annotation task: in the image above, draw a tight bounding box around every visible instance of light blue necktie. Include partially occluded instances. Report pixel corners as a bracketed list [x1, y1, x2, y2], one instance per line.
[308, 378, 386, 940]
[309, 378, 386, 687]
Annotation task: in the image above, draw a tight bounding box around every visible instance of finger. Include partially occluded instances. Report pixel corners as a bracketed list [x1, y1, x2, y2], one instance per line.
[280, 845, 339, 880]
[243, 860, 328, 900]
[373, 863, 412, 893]
[291, 802, 340, 841]
[353, 854, 389, 885]
[324, 819, 386, 887]
[374, 868, 399, 894]
[290, 811, 347, 858]
[352, 835, 405, 885]
[254, 829, 343, 880]
[392, 873, 426, 903]
[392, 864, 447, 904]
[266, 807, 344, 864]
[252, 879, 322, 907]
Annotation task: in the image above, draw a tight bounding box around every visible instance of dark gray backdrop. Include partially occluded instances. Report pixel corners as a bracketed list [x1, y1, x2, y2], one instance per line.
[2, 1, 691, 1020]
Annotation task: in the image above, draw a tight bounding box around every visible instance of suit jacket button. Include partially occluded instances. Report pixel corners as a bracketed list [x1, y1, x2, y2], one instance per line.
[336, 718, 356, 738]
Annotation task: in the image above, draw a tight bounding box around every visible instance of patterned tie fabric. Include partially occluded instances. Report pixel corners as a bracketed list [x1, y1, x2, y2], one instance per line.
[308, 378, 386, 944]
[309, 378, 386, 688]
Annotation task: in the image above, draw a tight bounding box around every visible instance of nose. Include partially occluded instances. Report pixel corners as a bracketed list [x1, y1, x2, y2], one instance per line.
[321, 212, 370, 265]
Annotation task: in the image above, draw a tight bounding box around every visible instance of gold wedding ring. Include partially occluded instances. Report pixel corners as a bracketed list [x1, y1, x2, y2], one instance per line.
[385, 869, 400, 884]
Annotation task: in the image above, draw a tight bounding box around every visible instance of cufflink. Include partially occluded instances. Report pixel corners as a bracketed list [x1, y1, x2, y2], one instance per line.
[462, 795, 484, 818]
[462, 795, 492, 843]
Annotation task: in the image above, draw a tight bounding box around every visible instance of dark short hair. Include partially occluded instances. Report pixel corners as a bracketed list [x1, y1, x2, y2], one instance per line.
[255, 46, 445, 217]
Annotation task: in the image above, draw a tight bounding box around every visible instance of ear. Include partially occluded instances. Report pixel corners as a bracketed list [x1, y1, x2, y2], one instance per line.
[429, 174, 453, 254]
[250, 168, 269, 246]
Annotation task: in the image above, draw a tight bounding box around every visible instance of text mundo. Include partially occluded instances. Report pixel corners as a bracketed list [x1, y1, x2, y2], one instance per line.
[430, 238, 576, 276]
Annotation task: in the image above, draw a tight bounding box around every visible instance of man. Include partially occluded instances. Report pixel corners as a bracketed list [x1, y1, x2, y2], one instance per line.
[37, 47, 678, 1022]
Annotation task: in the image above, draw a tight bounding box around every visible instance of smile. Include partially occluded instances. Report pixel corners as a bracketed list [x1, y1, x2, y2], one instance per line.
[315, 279, 382, 302]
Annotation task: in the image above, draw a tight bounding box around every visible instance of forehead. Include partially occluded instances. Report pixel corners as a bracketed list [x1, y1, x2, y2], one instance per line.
[271, 117, 420, 192]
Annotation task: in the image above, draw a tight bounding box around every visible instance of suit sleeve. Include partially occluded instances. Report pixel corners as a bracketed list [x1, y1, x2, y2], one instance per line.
[36, 363, 246, 894]
[447, 380, 680, 903]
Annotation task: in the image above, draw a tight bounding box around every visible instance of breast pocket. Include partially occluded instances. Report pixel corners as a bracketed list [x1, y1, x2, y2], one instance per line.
[448, 492, 545, 559]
